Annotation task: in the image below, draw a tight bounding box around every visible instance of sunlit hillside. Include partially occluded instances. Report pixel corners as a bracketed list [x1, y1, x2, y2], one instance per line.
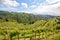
[0, 11, 60, 40]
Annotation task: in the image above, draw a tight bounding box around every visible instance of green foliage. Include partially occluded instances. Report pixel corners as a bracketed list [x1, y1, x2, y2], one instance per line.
[0, 10, 54, 24]
[54, 35, 60, 40]
[0, 10, 60, 40]
[9, 30, 19, 37]
[0, 30, 7, 35]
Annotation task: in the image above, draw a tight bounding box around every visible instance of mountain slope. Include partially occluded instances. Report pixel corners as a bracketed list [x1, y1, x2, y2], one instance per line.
[0, 10, 55, 24]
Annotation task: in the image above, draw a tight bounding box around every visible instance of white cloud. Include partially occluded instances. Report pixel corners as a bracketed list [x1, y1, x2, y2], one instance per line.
[21, 3, 28, 8]
[0, 0, 19, 7]
[46, 0, 60, 3]
[17, 10, 31, 13]
[32, 0, 60, 16]
[0, 6, 20, 12]
[0, 0, 60, 16]
[31, 5, 36, 8]
[23, 11, 31, 13]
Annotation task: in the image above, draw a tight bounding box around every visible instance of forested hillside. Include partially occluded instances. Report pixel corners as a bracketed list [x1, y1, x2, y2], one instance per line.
[0, 11, 54, 24]
[0, 11, 60, 40]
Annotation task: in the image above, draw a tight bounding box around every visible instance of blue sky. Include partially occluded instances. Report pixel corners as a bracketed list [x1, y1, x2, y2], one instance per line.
[0, 0, 60, 16]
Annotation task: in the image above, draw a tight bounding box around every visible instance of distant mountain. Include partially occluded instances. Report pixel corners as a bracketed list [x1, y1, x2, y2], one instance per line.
[0, 10, 55, 24]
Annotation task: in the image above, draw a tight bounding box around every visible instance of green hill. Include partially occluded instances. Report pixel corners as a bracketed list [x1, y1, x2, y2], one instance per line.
[0, 10, 60, 40]
[0, 10, 54, 24]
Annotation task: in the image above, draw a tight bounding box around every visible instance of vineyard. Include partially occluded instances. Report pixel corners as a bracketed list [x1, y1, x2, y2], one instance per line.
[0, 17, 60, 40]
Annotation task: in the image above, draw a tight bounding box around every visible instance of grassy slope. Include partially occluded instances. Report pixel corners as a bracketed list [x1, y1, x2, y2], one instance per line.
[0, 17, 60, 40]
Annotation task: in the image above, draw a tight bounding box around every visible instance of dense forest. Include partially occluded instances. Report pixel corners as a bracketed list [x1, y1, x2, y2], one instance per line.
[0, 11, 60, 40]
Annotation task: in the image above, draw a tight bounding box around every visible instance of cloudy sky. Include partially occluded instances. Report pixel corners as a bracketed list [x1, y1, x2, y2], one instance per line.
[0, 0, 60, 16]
